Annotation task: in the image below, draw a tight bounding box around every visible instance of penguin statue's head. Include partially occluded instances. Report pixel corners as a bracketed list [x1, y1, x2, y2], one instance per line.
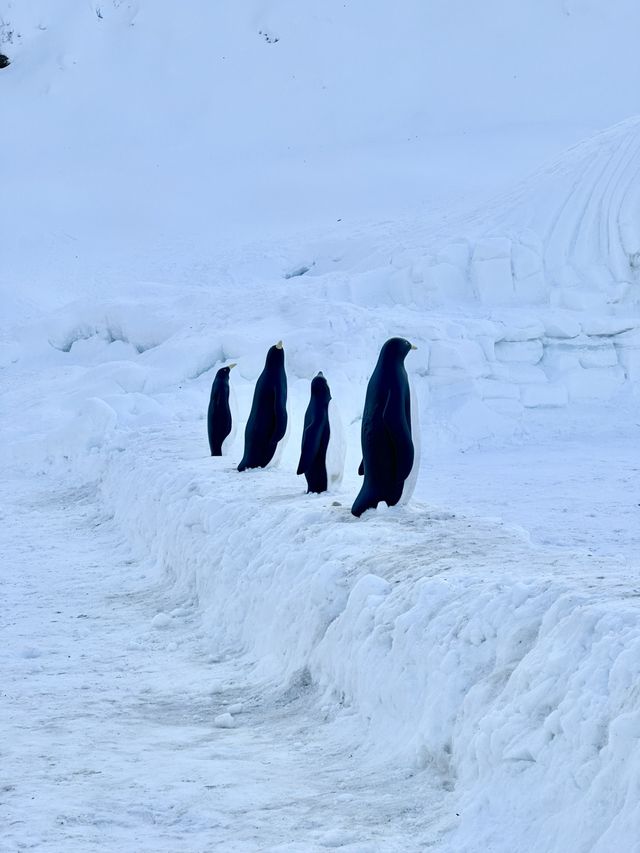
[380, 337, 417, 363]
[311, 371, 331, 403]
[216, 363, 236, 381]
[265, 341, 285, 371]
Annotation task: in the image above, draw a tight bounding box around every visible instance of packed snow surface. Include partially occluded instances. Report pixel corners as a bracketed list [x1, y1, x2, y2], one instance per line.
[2, 1, 640, 851]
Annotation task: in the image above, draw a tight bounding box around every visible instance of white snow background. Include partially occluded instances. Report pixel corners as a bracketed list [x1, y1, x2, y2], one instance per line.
[2, 1, 640, 851]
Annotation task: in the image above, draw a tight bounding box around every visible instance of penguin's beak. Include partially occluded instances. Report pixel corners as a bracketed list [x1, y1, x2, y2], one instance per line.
[410, 344, 418, 350]
[228, 363, 237, 369]
[275, 340, 283, 349]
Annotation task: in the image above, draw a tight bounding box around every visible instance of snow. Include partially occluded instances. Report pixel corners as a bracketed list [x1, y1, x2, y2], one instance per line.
[2, 473, 445, 852]
[2, 0, 640, 850]
[213, 713, 236, 729]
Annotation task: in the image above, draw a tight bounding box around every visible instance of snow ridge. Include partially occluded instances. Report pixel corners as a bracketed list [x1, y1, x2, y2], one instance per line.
[91, 422, 640, 853]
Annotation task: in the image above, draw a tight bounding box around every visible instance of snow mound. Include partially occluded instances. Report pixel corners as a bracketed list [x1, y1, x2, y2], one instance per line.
[91, 422, 640, 853]
[500, 115, 640, 313]
[276, 119, 640, 440]
[316, 117, 640, 315]
[214, 713, 236, 729]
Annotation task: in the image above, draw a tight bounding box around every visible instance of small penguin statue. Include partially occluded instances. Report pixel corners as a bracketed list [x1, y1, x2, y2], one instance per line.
[297, 372, 333, 493]
[238, 341, 287, 471]
[207, 364, 236, 456]
[351, 337, 417, 517]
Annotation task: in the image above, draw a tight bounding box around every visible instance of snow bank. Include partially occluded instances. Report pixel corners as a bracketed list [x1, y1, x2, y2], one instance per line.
[85, 421, 640, 852]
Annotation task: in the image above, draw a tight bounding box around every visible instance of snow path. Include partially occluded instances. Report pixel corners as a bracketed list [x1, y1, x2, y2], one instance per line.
[1, 474, 447, 853]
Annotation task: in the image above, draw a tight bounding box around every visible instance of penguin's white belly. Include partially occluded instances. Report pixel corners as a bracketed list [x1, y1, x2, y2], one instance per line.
[270, 400, 290, 467]
[399, 376, 420, 504]
[326, 399, 346, 488]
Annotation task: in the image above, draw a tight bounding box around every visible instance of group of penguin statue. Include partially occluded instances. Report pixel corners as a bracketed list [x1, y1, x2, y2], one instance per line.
[207, 337, 418, 518]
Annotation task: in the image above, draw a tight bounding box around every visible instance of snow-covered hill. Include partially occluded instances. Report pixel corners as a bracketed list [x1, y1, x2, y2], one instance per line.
[3, 0, 640, 307]
[2, 2, 640, 851]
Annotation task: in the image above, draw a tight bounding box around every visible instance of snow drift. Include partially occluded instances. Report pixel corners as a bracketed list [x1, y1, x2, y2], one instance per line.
[84, 421, 640, 853]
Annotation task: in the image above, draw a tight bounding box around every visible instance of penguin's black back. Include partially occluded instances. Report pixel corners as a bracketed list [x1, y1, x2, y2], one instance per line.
[297, 373, 331, 493]
[352, 338, 414, 516]
[208, 367, 232, 456]
[238, 345, 287, 471]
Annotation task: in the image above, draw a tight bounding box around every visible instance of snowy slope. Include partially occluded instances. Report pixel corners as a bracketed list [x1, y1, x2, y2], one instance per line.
[3, 0, 640, 309]
[3, 1, 640, 851]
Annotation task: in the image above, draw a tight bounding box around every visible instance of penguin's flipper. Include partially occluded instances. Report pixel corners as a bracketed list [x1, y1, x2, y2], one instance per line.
[383, 392, 414, 480]
[358, 459, 364, 476]
[297, 420, 322, 476]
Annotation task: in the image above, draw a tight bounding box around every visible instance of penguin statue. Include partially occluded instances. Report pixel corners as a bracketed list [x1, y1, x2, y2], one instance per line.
[297, 372, 333, 493]
[237, 341, 287, 471]
[207, 364, 236, 456]
[351, 337, 417, 517]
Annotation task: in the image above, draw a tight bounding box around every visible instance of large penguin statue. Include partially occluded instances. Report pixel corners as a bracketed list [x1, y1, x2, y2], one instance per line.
[351, 337, 417, 517]
[207, 364, 236, 456]
[297, 372, 333, 493]
[237, 341, 287, 471]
